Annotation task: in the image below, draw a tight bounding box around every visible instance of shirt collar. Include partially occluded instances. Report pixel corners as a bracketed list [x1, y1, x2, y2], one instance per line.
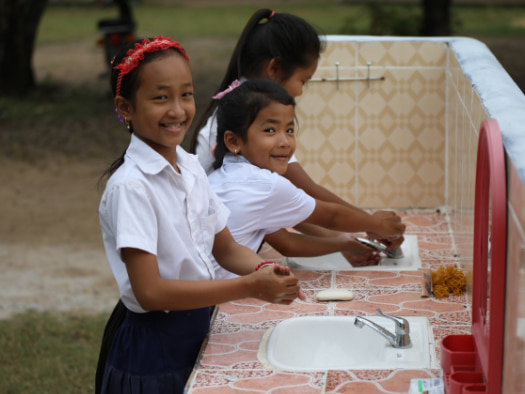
[126, 134, 171, 175]
[223, 152, 250, 166]
[126, 134, 198, 179]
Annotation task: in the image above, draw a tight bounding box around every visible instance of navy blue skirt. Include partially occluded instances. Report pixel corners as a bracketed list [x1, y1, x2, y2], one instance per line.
[100, 306, 211, 394]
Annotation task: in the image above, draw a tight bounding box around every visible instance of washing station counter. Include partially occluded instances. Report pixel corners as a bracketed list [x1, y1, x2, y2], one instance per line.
[184, 36, 525, 393]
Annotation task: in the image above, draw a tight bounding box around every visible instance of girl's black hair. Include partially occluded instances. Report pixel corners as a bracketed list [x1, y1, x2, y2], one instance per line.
[213, 79, 296, 170]
[99, 39, 187, 185]
[189, 8, 323, 153]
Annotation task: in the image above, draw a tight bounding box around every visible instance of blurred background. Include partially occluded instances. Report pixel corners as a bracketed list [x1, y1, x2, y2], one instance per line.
[1, 0, 525, 159]
[0, 1, 524, 392]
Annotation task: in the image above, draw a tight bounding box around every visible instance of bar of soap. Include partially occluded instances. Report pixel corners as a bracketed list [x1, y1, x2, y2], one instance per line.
[316, 289, 354, 301]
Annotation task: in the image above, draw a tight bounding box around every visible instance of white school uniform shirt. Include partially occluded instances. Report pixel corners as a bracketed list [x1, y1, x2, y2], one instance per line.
[99, 134, 229, 313]
[208, 153, 316, 279]
[196, 110, 298, 175]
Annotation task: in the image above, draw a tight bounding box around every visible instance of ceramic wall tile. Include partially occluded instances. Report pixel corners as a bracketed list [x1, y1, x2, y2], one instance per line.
[509, 159, 525, 234]
[357, 41, 447, 67]
[295, 81, 358, 202]
[356, 67, 446, 208]
[318, 40, 357, 68]
[297, 41, 449, 209]
[502, 202, 525, 394]
[470, 91, 488, 135]
[447, 76, 459, 211]
[446, 52, 483, 278]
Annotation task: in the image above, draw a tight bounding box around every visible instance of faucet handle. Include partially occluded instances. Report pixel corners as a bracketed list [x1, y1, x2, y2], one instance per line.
[375, 309, 410, 334]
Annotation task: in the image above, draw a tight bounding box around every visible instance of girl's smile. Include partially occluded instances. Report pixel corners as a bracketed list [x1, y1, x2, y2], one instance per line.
[236, 101, 295, 175]
[161, 121, 186, 134]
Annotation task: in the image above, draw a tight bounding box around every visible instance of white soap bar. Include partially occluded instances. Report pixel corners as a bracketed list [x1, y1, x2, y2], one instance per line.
[316, 289, 354, 301]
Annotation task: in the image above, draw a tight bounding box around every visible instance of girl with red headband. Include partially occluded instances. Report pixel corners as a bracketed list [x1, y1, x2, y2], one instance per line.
[96, 36, 304, 394]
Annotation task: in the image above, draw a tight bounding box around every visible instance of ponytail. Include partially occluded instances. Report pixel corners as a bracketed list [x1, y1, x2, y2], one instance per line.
[189, 9, 322, 153]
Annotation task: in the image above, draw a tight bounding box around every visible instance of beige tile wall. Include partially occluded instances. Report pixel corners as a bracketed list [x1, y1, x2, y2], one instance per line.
[295, 37, 525, 393]
[296, 39, 479, 258]
[505, 161, 525, 393]
[446, 48, 481, 277]
[296, 40, 448, 209]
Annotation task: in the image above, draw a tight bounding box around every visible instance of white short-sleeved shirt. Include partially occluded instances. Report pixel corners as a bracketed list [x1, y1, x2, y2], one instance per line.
[196, 109, 298, 175]
[99, 134, 230, 312]
[195, 113, 218, 174]
[208, 154, 316, 279]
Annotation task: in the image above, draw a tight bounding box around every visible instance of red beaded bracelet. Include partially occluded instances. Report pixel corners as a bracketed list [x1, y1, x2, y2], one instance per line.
[255, 261, 275, 271]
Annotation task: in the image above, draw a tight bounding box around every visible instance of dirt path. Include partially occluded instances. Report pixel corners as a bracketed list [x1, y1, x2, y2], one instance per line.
[0, 158, 119, 320]
[0, 40, 120, 319]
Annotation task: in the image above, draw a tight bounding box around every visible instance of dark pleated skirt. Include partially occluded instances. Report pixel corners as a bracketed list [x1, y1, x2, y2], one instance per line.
[100, 306, 211, 394]
[96, 299, 128, 394]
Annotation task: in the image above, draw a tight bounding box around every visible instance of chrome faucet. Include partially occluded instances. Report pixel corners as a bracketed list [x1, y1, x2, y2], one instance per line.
[354, 309, 412, 349]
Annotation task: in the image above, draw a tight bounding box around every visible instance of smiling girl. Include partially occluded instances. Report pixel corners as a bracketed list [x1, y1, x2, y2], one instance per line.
[208, 79, 405, 279]
[96, 37, 304, 394]
[191, 9, 404, 254]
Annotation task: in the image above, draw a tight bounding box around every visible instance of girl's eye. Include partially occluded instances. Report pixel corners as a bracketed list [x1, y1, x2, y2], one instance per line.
[264, 128, 275, 134]
[183, 91, 193, 98]
[154, 95, 168, 101]
[286, 127, 295, 134]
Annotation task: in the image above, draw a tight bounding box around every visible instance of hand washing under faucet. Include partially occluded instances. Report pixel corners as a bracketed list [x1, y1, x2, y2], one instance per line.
[354, 308, 412, 349]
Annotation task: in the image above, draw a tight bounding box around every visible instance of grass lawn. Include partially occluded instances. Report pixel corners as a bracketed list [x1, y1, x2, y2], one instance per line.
[0, 311, 107, 394]
[37, 1, 525, 45]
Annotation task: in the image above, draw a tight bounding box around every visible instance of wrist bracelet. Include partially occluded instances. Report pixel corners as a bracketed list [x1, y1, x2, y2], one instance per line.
[255, 261, 275, 271]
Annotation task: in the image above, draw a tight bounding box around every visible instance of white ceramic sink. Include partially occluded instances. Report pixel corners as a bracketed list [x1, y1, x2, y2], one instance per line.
[284, 234, 421, 271]
[262, 315, 436, 371]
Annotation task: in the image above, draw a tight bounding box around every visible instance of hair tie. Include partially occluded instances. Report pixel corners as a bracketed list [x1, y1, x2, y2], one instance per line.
[114, 36, 189, 97]
[114, 108, 126, 123]
[269, 11, 275, 19]
[212, 79, 242, 100]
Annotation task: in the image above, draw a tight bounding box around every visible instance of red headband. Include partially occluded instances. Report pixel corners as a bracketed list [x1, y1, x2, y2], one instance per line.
[113, 36, 189, 96]
[269, 11, 275, 19]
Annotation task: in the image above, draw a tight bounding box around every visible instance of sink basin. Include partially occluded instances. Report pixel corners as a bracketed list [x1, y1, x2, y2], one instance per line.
[284, 234, 421, 271]
[262, 315, 437, 371]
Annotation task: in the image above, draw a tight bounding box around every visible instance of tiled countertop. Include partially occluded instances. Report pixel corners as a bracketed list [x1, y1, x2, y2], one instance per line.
[185, 210, 471, 393]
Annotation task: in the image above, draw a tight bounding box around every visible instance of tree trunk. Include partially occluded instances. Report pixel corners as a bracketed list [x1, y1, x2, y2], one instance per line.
[0, 0, 49, 97]
[420, 0, 451, 36]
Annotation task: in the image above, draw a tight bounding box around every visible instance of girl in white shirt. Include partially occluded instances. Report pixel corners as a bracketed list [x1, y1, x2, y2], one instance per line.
[190, 9, 319, 176]
[190, 9, 404, 255]
[96, 37, 303, 394]
[208, 79, 405, 279]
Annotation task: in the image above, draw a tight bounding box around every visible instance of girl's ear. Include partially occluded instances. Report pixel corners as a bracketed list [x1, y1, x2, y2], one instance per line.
[224, 130, 240, 154]
[114, 96, 133, 120]
[266, 57, 283, 81]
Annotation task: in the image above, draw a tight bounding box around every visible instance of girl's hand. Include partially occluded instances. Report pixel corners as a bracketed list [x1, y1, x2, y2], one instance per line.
[341, 250, 381, 267]
[372, 210, 405, 238]
[367, 209, 405, 251]
[267, 262, 291, 276]
[366, 234, 405, 252]
[268, 263, 306, 299]
[249, 264, 305, 304]
[340, 236, 381, 267]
